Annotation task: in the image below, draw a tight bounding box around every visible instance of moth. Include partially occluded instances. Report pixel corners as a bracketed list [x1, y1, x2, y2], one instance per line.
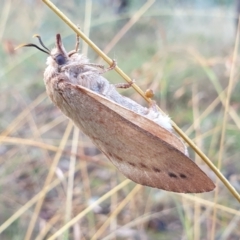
[16, 33, 215, 193]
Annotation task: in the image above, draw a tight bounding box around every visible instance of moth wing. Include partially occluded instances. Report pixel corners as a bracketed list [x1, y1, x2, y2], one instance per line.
[50, 79, 215, 193]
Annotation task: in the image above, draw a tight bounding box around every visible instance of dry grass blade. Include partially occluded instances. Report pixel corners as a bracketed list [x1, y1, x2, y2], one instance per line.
[64, 127, 79, 239]
[24, 122, 73, 240]
[0, 162, 86, 235]
[91, 185, 143, 240]
[0, 177, 61, 234]
[192, 83, 201, 240]
[210, 14, 240, 240]
[0, 92, 46, 137]
[180, 194, 240, 217]
[102, 0, 156, 55]
[47, 180, 131, 240]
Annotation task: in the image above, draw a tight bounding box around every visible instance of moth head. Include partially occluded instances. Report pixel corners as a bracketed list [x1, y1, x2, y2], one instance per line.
[15, 34, 70, 68]
[48, 34, 69, 67]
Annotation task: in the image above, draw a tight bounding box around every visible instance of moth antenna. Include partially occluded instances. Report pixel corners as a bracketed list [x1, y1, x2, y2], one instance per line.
[32, 34, 50, 52]
[15, 43, 50, 55]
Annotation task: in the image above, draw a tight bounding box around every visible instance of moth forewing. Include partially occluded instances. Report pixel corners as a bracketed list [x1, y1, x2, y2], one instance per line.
[50, 79, 215, 193]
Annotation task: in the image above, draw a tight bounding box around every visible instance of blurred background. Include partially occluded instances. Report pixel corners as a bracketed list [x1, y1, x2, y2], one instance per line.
[1, 0, 240, 239]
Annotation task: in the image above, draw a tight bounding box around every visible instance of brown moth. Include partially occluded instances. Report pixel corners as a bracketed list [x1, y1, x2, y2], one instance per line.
[16, 34, 215, 193]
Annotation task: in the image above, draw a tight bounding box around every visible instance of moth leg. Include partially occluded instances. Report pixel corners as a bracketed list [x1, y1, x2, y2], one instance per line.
[60, 62, 98, 72]
[114, 79, 135, 89]
[80, 59, 117, 73]
[62, 60, 117, 74]
[74, 32, 80, 52]
[100, 59, 117, 74]
[83, 63, 105, 69]
[68, 28, 80, 57]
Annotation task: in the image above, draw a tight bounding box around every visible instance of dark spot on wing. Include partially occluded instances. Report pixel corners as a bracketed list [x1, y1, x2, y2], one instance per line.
[99, 119, 104, 124]
[115, 155, 123, 161]
[109, 152, 123, 161]
[128, 162, 136, 167]
[140, 163, 148, 169]
[152, 167, 161, 173]
[179, 173, 187, 179]
[168, 172, 177, 178]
